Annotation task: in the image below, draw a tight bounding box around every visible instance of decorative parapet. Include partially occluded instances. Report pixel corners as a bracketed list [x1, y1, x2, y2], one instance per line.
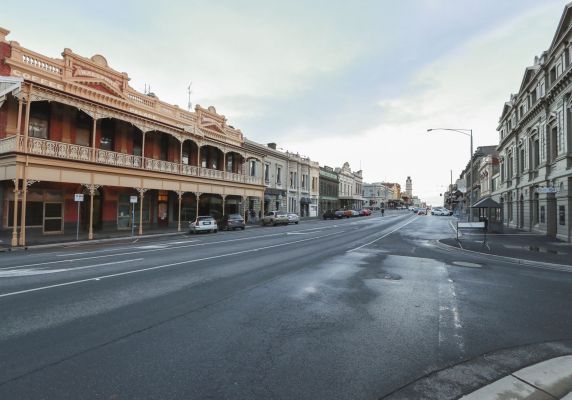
[1, 27, 244, 148]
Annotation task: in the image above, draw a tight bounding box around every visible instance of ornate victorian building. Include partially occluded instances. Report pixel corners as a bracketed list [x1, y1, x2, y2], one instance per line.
[336, 162, 364, 210]
[0, 27, 265, 245]
[493, 4, 572, 241]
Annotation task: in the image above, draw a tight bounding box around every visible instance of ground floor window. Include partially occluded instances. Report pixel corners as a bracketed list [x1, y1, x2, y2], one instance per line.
[559, 205, 566, 225]
[540, 206, 546, 223]
[117, 194, 135, 229]
[5, 189, 64, 232]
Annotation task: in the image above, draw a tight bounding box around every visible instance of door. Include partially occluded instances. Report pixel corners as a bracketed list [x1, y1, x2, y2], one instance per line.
[157, 191, 169, 227]
[547, 194, 557, 237]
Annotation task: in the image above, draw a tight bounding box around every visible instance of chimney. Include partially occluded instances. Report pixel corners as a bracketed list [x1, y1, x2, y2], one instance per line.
[0, 27, 10, 43]
[267, 143, 277, 150]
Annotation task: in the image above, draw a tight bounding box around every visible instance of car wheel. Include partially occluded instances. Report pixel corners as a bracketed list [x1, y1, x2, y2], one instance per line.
[295, 221, 299, 224]
[242, 227, 245, 230]
[214, 229, 218, 233]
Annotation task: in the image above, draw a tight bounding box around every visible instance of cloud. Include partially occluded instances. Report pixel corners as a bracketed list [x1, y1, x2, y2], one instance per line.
[282, 2, 565, 205]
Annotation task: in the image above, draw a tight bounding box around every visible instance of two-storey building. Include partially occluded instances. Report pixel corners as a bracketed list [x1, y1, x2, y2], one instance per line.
[362, 182, 394, 209]
[336, 162, 364, 210]
[0, 27, 265, 246]
[318, 166, 339, 214]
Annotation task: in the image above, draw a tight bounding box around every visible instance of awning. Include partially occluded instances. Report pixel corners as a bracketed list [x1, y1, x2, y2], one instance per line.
[471, 197, 501, 208]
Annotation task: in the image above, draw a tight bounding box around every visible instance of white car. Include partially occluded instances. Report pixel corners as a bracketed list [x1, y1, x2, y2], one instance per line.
[432, 208, 451, 216]
[189, 216, 218, 233]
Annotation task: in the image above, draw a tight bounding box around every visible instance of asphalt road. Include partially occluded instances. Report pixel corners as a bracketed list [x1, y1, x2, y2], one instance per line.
[1, 210, 571, 399]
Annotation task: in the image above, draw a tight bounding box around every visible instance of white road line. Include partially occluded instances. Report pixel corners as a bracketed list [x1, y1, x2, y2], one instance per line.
[7, 230, 330, 269]
[0, 258, 143, 277]
[0, 230, 345, 298]
[449, 221, 457, 234]
[347, 217, 417, 252]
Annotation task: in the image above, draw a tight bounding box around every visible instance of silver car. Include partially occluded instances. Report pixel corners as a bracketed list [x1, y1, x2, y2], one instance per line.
[287, 213, 300, 224]
[189, 216, 218, 233]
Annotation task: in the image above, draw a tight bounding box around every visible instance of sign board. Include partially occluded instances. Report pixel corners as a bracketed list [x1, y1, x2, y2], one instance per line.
[74, 193, 84, 202]
[535, 187, 558, 194]
[457, 222, 485, 229]
[130, 196, 138, 204]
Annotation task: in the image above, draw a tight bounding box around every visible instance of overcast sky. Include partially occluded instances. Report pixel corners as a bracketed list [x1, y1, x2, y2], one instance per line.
[3, 0, 568, 205]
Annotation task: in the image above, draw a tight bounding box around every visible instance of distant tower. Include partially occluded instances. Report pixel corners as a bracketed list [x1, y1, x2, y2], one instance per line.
[406, 176, 412, 197]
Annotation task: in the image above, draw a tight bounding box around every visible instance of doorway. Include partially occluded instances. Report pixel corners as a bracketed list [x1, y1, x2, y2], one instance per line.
[157, 190, 169, 227]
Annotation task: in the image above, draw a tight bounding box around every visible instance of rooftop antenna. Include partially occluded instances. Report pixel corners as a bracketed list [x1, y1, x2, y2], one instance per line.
[187, 82, 193, 111]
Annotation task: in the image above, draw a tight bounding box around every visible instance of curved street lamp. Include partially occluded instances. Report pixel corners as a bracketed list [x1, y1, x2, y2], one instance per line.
[427, 128, 473, 221]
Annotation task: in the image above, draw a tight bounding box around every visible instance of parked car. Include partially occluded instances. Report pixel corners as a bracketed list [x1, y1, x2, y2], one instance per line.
[359, 208, 372, 216]
[343, 209, 353, 218]
[433, 208, 451, 216]
[287, 213, 300, 224]
[335, 210, 346, 219]
[262, 210, 289, 226]
[219, 214, 245, 230]
[189, 216, 218, 233]
[322, 209, 337, 219]
[350, 210, 360, 217]
[417, 208, 427, 215]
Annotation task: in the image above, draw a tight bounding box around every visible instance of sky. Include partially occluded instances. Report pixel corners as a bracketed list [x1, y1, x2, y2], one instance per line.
[2, 0, 569, 205]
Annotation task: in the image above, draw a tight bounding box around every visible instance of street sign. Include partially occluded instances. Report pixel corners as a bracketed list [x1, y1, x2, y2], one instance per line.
[130, 196, 138, 203]
[535, 187, 558, 194]
[74, 194, 84, 240]
[74, 193, 84, 202]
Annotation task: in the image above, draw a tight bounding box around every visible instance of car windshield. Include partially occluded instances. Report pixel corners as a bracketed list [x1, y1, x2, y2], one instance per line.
[228, 214, 243, 220]
[197, 217, 213, 222]
[276, 211, 287, 216]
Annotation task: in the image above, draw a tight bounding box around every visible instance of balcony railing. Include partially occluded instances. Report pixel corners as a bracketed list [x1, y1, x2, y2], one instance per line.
[0, 136, 262, 185]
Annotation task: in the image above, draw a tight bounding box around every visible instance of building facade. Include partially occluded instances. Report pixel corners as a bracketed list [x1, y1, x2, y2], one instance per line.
[362, 182, 394, 208]
[336, 162, 365, 210]
[0, 27, 266, 245]
[318, 166, 339, 215]
[493, 4, 572, 241]
[286, 152, 319, 217]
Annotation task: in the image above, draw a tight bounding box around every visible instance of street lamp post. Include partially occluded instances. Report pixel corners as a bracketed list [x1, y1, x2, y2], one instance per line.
[427, 128, 473, 221]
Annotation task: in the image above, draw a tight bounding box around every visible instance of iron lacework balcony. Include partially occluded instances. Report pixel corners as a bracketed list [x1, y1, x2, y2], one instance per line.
[0, 135, 262, 186]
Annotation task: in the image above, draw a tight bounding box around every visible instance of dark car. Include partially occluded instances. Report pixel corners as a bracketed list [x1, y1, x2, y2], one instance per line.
[322, 209, 337, 219]
[335, 210, 346, 219]
[220, 214, 245, 231]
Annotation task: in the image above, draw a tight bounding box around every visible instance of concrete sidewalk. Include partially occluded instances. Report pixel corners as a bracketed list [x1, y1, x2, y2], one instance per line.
[460, 355, 572, 400]
[440, 225, 572, 267]
[382, 340, 572, 400]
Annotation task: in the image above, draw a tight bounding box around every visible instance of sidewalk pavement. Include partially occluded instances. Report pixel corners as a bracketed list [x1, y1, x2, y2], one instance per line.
[440, 225, 572, 267]
[383, 340, 572, 400]
[460, 355, 572, 400]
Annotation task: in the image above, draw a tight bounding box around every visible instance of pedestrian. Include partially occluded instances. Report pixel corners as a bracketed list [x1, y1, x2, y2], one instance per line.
[381, 207, 385, 217]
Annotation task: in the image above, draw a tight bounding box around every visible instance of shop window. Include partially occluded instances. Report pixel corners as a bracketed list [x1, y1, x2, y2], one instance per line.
[44, 202, 63, 232]
[559, 206, 566, 225]
[540, 206, 546, 223]
[117, 195, 134, 229]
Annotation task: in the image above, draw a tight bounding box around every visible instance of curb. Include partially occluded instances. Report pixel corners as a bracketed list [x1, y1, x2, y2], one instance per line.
[4, 231, 184, 251]
[434, 240, 572, 272]
[380, 339, 572, 400]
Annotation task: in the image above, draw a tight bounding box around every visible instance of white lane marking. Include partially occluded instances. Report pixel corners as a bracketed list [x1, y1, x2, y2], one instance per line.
[438, 274, 465, 354]
[6, 230, 328, 269]
[0, 258, 143, 277]
[0, 231, 345, 298]
[286, 232, 311, 235]
[347, 216, 417, 252]
[449, 221, 457, 234]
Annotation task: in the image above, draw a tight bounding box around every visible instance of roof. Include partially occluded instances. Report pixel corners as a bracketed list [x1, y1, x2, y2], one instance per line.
[471, 197, 501, 208]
